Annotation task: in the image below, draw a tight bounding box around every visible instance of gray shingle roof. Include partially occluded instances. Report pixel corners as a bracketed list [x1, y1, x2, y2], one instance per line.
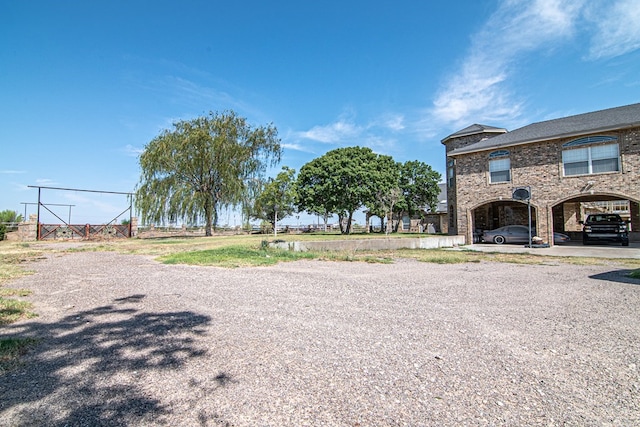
[441, 124, 507, 143]
[446, 103, 640, 156]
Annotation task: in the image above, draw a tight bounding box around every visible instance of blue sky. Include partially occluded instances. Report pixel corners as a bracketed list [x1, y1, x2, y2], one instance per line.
[2, 0, 639, 226]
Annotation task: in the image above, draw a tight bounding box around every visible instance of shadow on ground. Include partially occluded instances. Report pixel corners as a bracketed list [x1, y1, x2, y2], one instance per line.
[0, 294, 211, 426]
[589, 270, 640, 285]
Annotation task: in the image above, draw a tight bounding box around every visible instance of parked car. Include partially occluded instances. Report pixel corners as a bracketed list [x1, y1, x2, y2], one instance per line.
[580, 214, 629, 246]
[481, 225, 570, 245]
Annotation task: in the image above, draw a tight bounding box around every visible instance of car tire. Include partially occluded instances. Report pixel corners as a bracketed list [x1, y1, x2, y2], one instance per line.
[494, 235, 506, 245]
[622, 241, 629, 247]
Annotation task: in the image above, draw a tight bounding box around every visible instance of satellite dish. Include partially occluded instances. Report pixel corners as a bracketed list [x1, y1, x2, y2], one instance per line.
[512, 187, 531, 200]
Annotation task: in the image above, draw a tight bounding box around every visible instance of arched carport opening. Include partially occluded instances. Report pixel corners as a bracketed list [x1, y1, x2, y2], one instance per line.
[551, 193, 639, 242]
[471, 199, 538, 242]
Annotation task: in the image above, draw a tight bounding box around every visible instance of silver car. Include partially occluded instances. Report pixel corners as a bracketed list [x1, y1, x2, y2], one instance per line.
[481, 225, 570, 245]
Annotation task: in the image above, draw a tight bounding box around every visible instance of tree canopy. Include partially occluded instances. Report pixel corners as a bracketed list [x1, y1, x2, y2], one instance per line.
[296, 146, 397, 234]
[296, 148, 441, 234]
[251, 166, 297, 232]
[135, 111, 281, 236]
[0, 210, 23, 223]
[397, 160, 442, 216]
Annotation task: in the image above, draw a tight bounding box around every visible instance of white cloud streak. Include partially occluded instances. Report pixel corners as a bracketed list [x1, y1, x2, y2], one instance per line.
[378, 113, 405, 131]
[585, 0, 640, 60]
[123, 144, 144, 157]
[35, 178, 59, 186]
[281, 142, 316, 153]
[432, 0, 583, 128]
[291, 111, 405, 156]
[298, 118, 363, 144]
[430, 0, 640, 129]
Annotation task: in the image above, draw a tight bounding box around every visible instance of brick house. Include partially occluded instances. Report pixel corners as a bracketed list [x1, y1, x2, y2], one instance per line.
[442, 103, 640, 245]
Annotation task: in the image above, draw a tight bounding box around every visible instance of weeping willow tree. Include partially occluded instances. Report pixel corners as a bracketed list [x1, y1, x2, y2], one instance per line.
[135, 111, 281, 236]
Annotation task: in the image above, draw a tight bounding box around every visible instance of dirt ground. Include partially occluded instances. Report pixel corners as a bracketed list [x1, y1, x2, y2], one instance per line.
[1, 251, 639, 426]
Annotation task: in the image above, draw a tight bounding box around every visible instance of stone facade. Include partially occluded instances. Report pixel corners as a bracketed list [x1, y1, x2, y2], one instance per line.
[5, 214, 38, 241]
[444, 126, 640, 245]
[444, 129, 507, 236]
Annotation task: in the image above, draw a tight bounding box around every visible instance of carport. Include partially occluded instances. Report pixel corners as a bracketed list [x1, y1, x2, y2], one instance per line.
[551, 193, 639, 242]
[471, 199, 537, 243]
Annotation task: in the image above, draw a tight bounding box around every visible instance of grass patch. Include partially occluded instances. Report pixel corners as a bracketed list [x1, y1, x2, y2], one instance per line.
[0, 288, 31, 297]
[0, 246, 38, 325]
[0, 297, 37, 325]
[159, 245, 317, 268]
[0, 337, 39, 373]
[398, 248, 483, 264]
[629, 269, 640, 279]
[0, 253, 39, 284]
[0, 246, 44, 285]
[63, 235, 640, 269]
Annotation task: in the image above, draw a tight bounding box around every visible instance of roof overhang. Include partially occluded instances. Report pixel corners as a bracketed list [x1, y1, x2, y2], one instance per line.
[447, 122, 640, 157]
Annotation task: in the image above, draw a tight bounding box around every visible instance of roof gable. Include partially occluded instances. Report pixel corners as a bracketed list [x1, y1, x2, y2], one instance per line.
[447, 103, 640, 156]
[441, 124, 507, 143]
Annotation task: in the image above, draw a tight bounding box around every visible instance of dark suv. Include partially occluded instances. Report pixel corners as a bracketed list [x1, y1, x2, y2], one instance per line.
[580, 214, 629, 246]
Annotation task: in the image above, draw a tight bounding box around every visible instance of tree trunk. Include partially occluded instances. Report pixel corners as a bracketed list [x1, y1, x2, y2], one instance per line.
[204, 196, 214, 236]
[345, 211, 353, 234]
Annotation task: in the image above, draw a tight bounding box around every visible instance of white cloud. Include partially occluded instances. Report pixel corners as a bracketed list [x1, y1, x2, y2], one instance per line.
[35, 178, 59, 186]
[362, 135, 398, 154]
[298, 118, 363, 144]
[295, 109, 408, 148]
[586, 0, 640, 60]
[429, 0, 640, 130]
[11, 183, 31, 192]
[431, 0, 583, 128]
[123, 144, 144, 157]
[0, 170, 26, 174]
[376, 113, 405, 131]
[281, 142, 316, 153]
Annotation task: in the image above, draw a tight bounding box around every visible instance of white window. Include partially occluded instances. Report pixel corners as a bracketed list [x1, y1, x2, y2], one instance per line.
[489, 150, 510, 183]
[562, 139, 619, 176]
[447, 159, 455, 187]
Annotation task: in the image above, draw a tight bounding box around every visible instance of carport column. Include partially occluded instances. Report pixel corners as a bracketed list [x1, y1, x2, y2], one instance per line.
[466, 207, 473, 245]
[631, 201, 640, 233]
[543, 204, 553, 246]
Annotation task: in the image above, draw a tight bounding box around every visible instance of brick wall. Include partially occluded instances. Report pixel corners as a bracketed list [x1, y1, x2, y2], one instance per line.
[446, 127, 640, 244]
[444, 131, 504, 235]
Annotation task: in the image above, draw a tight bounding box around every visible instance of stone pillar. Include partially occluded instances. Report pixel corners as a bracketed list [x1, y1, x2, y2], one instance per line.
[7, 214, 38, 241]
[130, 216, 138, 237]
[630, 201, 639, 233]
[563, 202, 581, 232]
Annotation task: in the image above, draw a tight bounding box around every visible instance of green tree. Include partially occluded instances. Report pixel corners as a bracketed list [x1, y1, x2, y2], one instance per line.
[252, 166, 297, 234]
[240, 177, 263, 231]
[363, 157, 402, 233]
[296, 147, 397, 234]
[0, 210, 23, 223]
[372, 187, 403, 234]
[397, 160, 441, 217]
[135, 111, 281, 236]
[0, 210, 23, 240]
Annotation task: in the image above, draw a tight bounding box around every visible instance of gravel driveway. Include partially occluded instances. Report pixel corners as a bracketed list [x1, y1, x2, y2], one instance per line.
[1, 251, 639, 426]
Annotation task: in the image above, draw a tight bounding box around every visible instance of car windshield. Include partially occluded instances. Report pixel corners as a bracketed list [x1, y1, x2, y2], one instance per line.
[587, 214, 620, 222]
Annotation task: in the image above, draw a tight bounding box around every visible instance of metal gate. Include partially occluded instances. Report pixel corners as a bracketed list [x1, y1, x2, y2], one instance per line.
[38, 223, 131, 240]
[28, 185, 133, 241]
